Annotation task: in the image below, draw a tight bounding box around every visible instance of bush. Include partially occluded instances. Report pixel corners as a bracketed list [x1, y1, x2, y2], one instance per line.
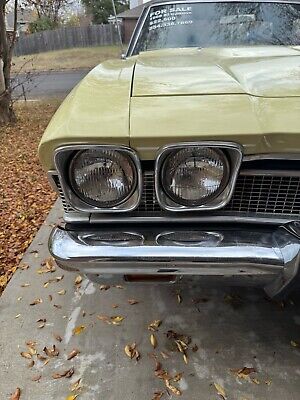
[29, 17, 59, 33]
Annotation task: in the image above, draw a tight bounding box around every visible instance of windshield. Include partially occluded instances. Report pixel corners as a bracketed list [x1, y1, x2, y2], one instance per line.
[132, 1, 300, 54]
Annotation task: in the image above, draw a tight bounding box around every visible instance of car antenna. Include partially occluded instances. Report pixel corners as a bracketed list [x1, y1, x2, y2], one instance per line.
[111, 0, 125, 58]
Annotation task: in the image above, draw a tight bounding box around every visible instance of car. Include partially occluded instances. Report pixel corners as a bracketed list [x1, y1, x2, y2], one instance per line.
[39, 0, 300, 299]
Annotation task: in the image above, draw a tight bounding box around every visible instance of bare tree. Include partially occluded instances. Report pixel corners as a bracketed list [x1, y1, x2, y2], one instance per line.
[0, 0, 17, 124]
[24, 0, 73, 24]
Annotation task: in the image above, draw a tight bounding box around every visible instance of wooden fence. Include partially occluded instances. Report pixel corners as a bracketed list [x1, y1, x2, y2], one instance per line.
[14, 24, 119, 56]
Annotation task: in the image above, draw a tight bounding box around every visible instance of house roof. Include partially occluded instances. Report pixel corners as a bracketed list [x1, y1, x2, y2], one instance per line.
[117, 1, 155, 19]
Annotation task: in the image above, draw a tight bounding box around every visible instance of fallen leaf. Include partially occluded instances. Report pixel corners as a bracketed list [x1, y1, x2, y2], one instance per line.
[53, 304, 62, 309]
[160, 351, 170, 359]
[15, 314, 21, 319]
[20, 352, 32, 359]
[291, 340, 299, 348]
[21, 283, 30, 287]
[177, 294, 182, 304]
[234, 367, 256, 380]
[252, 378, 260, 385]
[10, 388, 21, 400]
[165, 379, 181, 396]
[148, 320, 162, 331]
[67, 349, 80, 360]
[114, 285, 124, 289]
[30, 298, 42, 306]
[70, 378, 81, 392]
[65, 395, 78, 400]
[214, 383, 226, 399]
[31, 374, 42, 382]
[128, 299, 139, 305]
[19, 264, 29, 270]
[150, 334, 157, 349]
[53, 333, 62, 342]
[75, 275, 82, 286]
[112, 304, 118, 309]
[173, 373, 183, 382]
[152, 391, 164, 400]
[124, 343, 140, 361]
[43, 345, 59, 357]
[58, 289, 66, 295]
[111, 316, 124, 325]
[99, 284, 110, 290]
[183, 354, 188, 364]
[27, 360, 34, 368]
[52, 367, 75, 379]
[72, 325, 86, 335]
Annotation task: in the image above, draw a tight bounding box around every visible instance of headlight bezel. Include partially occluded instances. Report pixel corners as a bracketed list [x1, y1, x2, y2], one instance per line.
[155, 142, 243, 212]
[54, 145, 142, 213]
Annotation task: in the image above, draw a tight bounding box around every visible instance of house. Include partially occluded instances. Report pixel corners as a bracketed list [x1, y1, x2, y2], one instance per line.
[6, 8, 36, 34]
[117, 0, 152, 43]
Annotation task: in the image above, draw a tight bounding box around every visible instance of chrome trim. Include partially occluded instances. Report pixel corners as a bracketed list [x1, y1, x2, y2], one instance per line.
[47, 171, 61, 195]
[155, 141, 243, 212]
[240, 169, 300, 177]
[244, 153, 300, 162]
[49, 222, 300, 298]
[126, 0, 300, 57]
[54, 145, 142, 213]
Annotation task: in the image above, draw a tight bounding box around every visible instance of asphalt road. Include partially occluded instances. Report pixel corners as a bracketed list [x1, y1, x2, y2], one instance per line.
[12, 69, 90, 99]
[1, 200, 300, 399]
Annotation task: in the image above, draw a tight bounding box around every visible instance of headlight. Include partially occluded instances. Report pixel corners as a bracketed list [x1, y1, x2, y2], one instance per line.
[70, 149, 137, 207]
[161, 147, 229, 206]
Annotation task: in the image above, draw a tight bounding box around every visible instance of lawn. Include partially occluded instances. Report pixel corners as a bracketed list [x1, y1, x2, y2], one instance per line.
[0, 101, 59, 294]
[12, 45, 120, 73]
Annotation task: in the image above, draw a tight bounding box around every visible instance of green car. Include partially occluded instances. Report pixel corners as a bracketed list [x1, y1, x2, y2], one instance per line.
[39, 0, 300, 298]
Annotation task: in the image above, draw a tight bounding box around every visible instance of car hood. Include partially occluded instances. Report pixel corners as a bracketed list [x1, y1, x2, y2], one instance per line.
[132, 46, 300, 98]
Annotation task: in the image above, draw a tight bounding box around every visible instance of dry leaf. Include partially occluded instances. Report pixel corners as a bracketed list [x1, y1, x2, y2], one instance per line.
[128, 299, 139, 305]
[53, 333, 62, 342]
[234, 367, 256, 379]
[30, 298, 42, 306]
[177, 294, 182, 304]
[67, 349, 80, 360]
[291, 340, 299, 348]
[53, 304, 62, 309]
[21, 283, 30, 287]
[165, 380, 181, 396]
[160, 351, 170, 360]
[10, 388, 21, 400]
[148, 320, 162, 331]
[72, 325, 86, 335]
[99, 285, 110, 290]
[111, 316, 124, 325]
[112, 304, 118, 309]
[15, 314, 21, 319]
[150, 334, 157, 349]
[70, 378, 81, 392]
[19, 263, 29, 270]
[52, 367, 75, 379]
[152, 391, 164, 400]
[31, 374, 41, 382]
[75, 275, 82, 286]
[43, 345, 59, 357]
[114, 285, 124, 289]
[27, 360, 34, 368]
[124, 343, 140, 361]
[173, 373, 183, 382]
[58, 289, 66, 295]
[65, 395, 78, 400]
[252, 378, 260, 385]
[214, 383, 226, 399]
[183, 354, 188, 364]
[20, 352, 32, 360]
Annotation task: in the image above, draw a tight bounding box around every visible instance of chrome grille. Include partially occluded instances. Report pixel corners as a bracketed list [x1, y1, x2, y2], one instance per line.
[52, 170, 300, 217]
[137, 171, 300, 216]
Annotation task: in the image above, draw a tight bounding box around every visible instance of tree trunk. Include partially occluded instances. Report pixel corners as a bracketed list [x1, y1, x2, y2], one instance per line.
[0, 0, 18, 124]
[0, 90, 15, 124]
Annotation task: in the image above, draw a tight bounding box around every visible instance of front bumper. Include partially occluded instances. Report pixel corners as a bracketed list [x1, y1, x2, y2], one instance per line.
[49, 222, 300, 298]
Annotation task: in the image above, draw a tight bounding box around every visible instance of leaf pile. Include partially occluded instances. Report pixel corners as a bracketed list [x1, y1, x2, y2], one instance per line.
[0, 101, 58, 294]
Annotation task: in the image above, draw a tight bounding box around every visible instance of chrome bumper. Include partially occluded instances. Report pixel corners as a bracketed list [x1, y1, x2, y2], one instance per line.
[49, 222, 300, 298]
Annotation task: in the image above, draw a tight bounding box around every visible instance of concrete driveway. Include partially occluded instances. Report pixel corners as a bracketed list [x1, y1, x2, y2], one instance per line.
[1, 201, 300, 399]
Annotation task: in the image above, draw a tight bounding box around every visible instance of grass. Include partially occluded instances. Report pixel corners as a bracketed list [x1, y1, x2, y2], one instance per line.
[0, 101, 59, 294]
[12, 45, 121, 73]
